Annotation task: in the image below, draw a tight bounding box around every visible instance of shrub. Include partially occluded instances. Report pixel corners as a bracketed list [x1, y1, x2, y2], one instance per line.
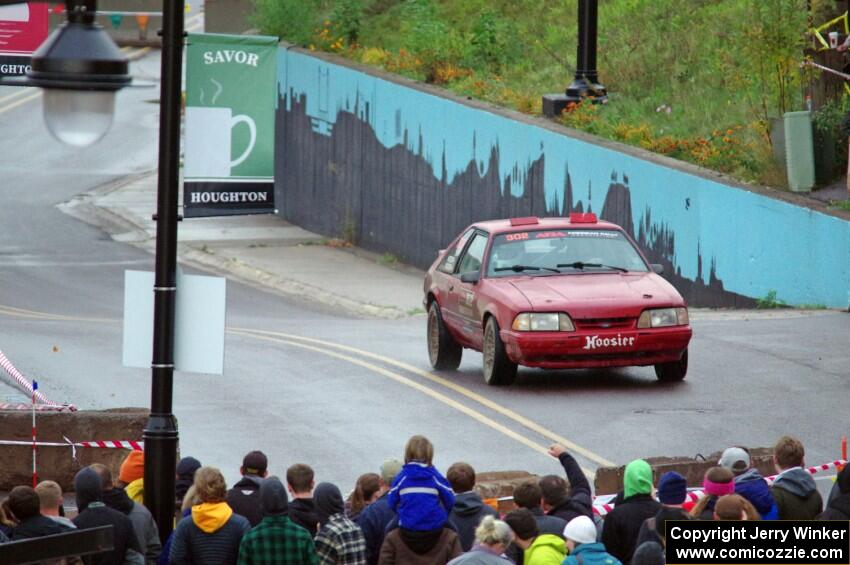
[251, 0, 319, 46]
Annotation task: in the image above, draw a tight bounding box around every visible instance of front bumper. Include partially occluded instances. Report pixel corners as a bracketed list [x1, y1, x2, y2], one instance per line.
[501, 326, 692, 369]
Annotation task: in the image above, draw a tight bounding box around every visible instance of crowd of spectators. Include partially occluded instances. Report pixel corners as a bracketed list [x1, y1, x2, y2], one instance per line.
[0, 433, 846, 565]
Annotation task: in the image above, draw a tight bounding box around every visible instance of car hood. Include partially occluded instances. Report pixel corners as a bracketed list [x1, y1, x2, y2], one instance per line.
[507, 272, 684, 318]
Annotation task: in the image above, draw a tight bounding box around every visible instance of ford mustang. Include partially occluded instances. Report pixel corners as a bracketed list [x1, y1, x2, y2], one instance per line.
[423, 214, 692, 385]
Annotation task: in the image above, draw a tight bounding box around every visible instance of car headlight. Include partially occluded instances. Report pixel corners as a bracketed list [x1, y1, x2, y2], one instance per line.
[512, 313, 575, 332]
[637, 307, 689, 328]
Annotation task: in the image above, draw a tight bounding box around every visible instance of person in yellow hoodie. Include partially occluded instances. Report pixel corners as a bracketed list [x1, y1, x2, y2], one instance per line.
[170, 466, 251, 565]
[505, 508, 566, 565]
[118, 450, 146, 505]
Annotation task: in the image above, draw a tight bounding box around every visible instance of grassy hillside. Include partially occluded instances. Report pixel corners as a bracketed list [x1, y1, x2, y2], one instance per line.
[253, 0, 845, 187]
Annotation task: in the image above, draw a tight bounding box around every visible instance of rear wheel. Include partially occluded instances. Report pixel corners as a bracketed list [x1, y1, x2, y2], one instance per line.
[483, 317, 517, 386]
[427, 302, 462, 370]
[655, 349, 688, 382]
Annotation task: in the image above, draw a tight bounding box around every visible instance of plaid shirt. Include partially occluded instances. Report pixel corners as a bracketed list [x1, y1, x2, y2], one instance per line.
[237, 515, 318, 565]
[314, 513, 367, 565]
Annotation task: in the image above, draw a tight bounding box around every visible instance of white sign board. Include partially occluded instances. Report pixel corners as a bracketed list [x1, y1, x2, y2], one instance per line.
[123, 270, 226, 374]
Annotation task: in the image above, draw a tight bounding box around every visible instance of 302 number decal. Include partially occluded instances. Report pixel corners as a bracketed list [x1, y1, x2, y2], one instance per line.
[505, 233, 529, 241]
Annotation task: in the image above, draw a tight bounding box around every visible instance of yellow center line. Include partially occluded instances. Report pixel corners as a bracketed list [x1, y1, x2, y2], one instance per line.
[0, 303, 605, 473]
[0, 88, 34, 106]
[0, 90, 40, 115]
[232, 327, 616, 468]
[228, 328, 558, 460]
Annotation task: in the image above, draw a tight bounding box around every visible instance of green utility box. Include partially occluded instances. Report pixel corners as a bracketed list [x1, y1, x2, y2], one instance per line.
[784, 110, 815, 192]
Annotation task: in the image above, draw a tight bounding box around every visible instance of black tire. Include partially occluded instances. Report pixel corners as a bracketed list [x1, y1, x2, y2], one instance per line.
[655, 349, 688, 382]
[427, 302, 462, 370]
[482, 317, 518, 386]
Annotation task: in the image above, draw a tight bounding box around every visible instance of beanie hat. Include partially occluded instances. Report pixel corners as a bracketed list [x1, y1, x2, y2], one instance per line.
[314, 482, 345, 524]
[563, 515, 596, 545]
[260, 476, 289, 517]
[119, 450, 145, 484]
[657, 471, 687, 505]
[242, 450, 268, 476]
[718, 447, 751, 476]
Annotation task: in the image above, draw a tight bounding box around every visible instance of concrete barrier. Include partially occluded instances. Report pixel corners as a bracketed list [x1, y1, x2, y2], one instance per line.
[0, 408, 148, 492]
[475, 470, 537, 514]
[593, 448, 775, 495]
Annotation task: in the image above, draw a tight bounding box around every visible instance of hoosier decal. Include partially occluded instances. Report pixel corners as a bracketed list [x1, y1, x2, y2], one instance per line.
[583, 334, 636, 350]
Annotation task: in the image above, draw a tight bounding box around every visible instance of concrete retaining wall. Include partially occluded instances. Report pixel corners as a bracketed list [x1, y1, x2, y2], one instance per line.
[0, 409, 147, 492]
[274, 46, 850, 309]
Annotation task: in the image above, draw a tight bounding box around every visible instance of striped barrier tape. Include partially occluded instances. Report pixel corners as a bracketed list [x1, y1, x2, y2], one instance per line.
[0, 349, 76, 411]
[0, 403, 73, 412]
[0, 437, 143, 460]
[590, 459, 848, 517]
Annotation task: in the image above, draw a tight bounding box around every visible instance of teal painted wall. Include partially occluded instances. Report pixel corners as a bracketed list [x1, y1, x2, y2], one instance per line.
[275, 48, 850, 309]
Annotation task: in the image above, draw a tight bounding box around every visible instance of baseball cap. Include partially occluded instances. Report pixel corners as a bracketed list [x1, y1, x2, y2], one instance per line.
[243, 450, 268, 475]
[718, 447, 750, 475]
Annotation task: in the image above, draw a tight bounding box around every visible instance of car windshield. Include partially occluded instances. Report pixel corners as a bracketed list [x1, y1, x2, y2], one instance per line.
[486, 229, 648, 277]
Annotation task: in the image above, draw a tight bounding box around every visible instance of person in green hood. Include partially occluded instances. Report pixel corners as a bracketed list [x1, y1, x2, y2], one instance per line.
[600, 460, 660, 564]
[505, 508, 566, 565]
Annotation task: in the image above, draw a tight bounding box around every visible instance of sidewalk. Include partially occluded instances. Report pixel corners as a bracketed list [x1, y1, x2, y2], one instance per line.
[59, 172, 427, 319]
[58, 172, 840, 321]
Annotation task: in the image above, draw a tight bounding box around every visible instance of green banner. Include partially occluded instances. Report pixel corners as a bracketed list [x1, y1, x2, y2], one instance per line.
[184, 33, 278, 217]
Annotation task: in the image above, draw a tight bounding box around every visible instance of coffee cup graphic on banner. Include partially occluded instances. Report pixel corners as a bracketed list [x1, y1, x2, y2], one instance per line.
[185, 106, 256, 178]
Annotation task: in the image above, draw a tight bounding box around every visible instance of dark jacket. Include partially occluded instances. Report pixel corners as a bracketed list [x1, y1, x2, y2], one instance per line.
[771, 468, 823, 520]
[226, 475, 265, 527]
[103, 487, 162, 564]
[169, 503, 251, 565]
[600, 494, 660, 564]
[817, 494, 850, 520]
[387, 462, 455, 532]
[547, 452, 593, 523]
[11, 514, 70, 540]
[74, 467, 144, 565]
[378, 527, 462, 565]
[357, 494, 395, 565]
[636, 507, 690, 547]
[289, 497, 322, 537]
[449, 492, 498, 551]
[734, 469, 778, 519]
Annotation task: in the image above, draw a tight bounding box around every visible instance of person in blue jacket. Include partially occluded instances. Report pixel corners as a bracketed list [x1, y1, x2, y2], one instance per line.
[387, 435, 455, 532]
[718, 447, 778, 519]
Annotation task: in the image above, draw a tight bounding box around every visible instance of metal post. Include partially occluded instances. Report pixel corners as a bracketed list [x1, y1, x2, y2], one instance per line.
[541, 0, 607, 117]
[143, 0, 183, 543]
[565, 0, 606, 103]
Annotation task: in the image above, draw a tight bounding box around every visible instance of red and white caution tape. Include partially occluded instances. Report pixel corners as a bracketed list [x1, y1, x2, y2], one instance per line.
[0, 349, 76, 411]
[0, 437, 143, 461]
[589, 459, 847, 517]
[0, 403, 72, 412]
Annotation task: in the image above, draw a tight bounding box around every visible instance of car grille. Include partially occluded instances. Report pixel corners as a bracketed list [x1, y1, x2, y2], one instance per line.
[573, 317, 635, 330]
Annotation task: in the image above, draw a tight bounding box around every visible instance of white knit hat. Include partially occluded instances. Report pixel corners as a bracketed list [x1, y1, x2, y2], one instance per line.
[564, 515, 597, 545]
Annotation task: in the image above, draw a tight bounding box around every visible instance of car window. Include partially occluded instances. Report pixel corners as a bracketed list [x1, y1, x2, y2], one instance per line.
[438, 228, 474, 274]
[457, 233, 488, 275]
[487, 229, 648, 277]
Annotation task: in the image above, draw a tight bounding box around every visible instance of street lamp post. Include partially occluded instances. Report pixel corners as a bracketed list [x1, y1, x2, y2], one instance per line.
[145, 0, 184, 543]
[2, 0, 184, 541]
[543, 0, 608, 117]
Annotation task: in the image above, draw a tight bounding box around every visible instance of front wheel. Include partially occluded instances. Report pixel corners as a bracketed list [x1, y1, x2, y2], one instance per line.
[427, 302, 462, 370]
[655, 349, 688, 382]
[483, 317, 517, 386]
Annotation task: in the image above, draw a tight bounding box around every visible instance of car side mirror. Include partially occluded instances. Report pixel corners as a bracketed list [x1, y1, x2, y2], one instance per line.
[651, 264, 664, 275]
[460, 271, 480, 284]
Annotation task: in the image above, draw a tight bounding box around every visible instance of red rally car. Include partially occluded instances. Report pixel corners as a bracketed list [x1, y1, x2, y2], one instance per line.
[423, 214, 693, 385]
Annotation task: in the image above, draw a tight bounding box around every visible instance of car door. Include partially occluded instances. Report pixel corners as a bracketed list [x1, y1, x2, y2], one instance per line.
[448, 231, 489, 348]
[432, 228, 475, 337]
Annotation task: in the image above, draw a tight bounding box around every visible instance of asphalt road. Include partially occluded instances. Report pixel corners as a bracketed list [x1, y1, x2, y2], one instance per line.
[1, 50, 848, 495]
